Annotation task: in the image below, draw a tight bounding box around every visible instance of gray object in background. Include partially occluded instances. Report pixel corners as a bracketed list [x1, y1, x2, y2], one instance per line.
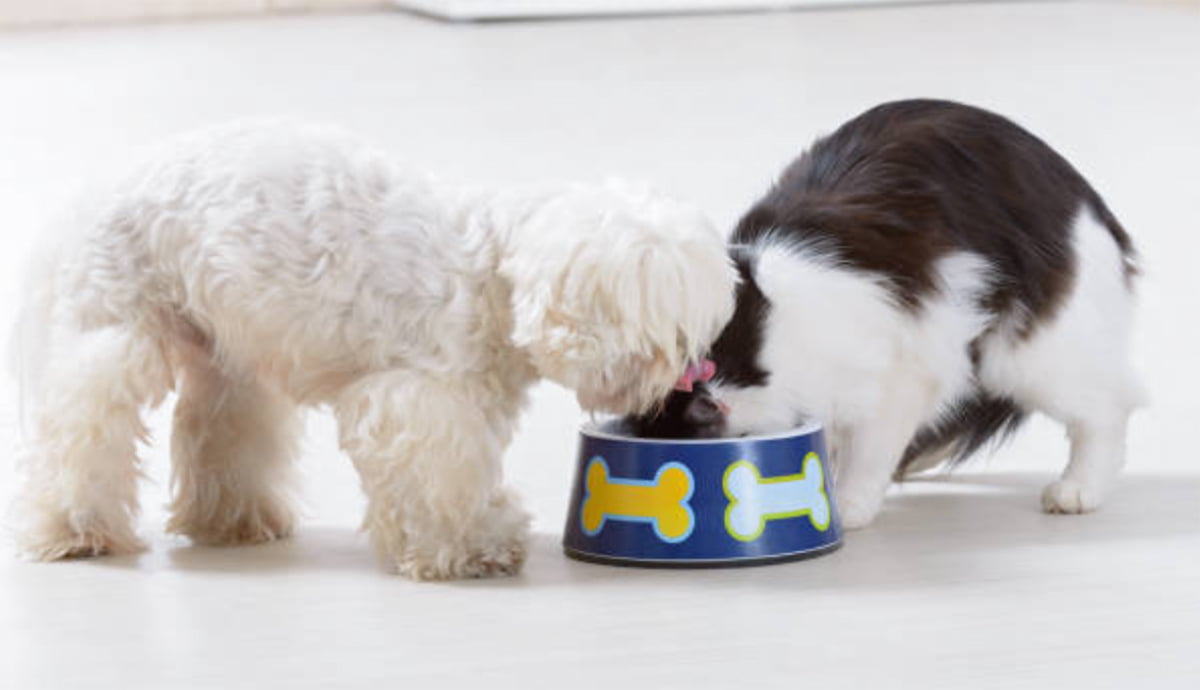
[392, 0, 948, 21]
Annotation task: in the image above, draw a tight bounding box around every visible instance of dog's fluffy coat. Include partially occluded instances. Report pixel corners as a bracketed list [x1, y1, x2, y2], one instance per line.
[11, 122, 736, 579]
[633, 100, 1144, 529]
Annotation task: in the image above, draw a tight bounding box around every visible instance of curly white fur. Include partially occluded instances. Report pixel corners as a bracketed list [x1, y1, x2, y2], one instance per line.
[10, 121, 736, 579]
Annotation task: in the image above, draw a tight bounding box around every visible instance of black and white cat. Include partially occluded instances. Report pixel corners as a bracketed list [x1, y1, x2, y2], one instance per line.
[632, 99, 1143, 529]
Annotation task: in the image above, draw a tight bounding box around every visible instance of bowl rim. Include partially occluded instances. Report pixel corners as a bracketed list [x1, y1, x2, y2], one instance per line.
[581, 418, 823, 445]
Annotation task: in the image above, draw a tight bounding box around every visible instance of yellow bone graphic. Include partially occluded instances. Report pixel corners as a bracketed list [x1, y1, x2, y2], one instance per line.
[580, 458, 695, 543]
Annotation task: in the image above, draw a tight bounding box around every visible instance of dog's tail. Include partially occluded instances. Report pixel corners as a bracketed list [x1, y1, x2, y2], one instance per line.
[9, 231, 65, 438]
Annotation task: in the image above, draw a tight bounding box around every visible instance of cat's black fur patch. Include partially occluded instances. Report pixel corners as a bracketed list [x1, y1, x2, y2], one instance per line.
[627, 383, 726, 439]
[898, 394, 1028, 474]
[707, 248, 770, 389]
[732, 99, 1133, 326]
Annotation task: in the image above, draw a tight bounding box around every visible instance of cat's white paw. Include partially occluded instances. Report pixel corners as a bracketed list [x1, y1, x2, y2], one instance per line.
[1041, 479, 1102, 514]
[836, 495, 880, 530]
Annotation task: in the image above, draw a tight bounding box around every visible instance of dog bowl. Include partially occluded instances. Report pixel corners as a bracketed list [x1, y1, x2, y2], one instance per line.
[563, 419, 842, 567]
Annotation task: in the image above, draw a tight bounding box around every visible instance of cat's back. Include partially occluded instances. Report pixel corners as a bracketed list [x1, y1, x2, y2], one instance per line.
[732, 99, 1133, 323]
[761, 99, 1084, 209]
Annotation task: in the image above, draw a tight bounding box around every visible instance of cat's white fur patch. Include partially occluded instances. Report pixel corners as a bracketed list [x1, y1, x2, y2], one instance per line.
[711, 205, 1140, 526]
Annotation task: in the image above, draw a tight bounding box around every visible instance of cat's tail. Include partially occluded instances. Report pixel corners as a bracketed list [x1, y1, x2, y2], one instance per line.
[895, 394, 1028, 479]
[1087, 189, 1140, 283]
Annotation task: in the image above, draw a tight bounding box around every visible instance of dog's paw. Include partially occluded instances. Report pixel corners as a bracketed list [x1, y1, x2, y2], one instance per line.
[392, 537, 528, 581]
[384, 494, 531, 581]
[453, 539, 528, 580]
[20, 512, 145, 561]
[1041, 479, 1102, 514]
[167, 498, 295, 547]
[472, 541, 528, 577]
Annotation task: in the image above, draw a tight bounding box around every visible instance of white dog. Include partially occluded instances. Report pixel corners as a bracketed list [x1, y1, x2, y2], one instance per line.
[11, 122, 735, 580]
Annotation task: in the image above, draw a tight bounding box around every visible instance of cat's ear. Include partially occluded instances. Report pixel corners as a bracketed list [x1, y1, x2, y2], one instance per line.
[728, 243, 757, 266]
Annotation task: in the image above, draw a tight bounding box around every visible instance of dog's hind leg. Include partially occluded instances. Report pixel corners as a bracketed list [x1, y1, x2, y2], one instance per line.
[167, 348, 301, 546]
[334, 370, 530, 580]
[17, 325, 171, 560]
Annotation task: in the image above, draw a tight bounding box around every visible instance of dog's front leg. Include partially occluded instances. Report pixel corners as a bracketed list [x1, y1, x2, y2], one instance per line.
[334, 371, 530, 580]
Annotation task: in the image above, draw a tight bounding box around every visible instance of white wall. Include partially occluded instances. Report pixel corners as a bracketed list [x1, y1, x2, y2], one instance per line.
[0, 0, 386, 28]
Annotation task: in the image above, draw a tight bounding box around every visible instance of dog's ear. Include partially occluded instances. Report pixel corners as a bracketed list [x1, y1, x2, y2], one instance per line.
[502, 181, 736, 414]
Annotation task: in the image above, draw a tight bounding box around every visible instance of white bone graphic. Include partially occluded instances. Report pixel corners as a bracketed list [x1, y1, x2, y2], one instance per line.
[723, 452, 831, 541]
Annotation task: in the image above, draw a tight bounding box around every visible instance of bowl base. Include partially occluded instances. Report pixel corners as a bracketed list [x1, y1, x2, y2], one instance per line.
[562, 540, 842, 569]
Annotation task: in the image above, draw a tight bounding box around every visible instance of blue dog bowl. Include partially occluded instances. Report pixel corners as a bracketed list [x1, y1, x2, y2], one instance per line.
[563, 419, 842, 567]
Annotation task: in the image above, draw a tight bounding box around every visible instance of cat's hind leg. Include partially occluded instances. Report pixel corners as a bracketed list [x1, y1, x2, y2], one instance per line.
[977, 208, 1143, 513]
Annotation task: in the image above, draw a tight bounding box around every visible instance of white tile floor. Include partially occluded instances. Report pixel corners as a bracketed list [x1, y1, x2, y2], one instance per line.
[2, 2, 1199, 688]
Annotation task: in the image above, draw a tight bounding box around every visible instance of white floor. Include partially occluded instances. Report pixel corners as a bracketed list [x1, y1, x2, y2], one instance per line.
[1, 2, 1199, 688]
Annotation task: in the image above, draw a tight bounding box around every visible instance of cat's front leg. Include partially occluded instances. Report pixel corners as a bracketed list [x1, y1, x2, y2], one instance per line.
[832, 384, 938, 529]
[833, 428, 909, 529]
